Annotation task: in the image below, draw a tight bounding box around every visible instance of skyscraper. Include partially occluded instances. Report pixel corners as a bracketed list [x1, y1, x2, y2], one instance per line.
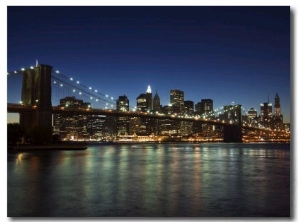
[116, 95, 129, 134]
[195, 102, 202, 116]
[136, 93, 147, 112]
[201, 99, 213, 115]
[153, 91, 161, 112]
[116, 95, 129, 112]
[260, 101, 273, 128]
[170, 89, 184, 114]
[53, 96, 90, 140]
[247, 108, 258, 127]
[274, 93, 281, 117]
[146, 85, 153, 111]
[273, 93, 284, 130]
[184, 100, 194, 116]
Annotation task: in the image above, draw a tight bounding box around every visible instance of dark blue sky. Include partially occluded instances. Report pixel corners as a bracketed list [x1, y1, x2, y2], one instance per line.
[7, 6, 290, 122]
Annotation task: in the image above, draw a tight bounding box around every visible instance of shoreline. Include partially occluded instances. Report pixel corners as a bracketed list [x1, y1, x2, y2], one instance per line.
[8, 140, 290, 151]
[8, 143, 87, 151]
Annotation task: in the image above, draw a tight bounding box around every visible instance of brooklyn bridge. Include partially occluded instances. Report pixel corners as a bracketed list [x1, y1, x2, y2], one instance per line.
[7, 64, 289, 143]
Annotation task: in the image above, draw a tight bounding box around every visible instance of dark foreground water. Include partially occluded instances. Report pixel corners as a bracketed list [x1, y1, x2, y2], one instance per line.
[7, 143, 290, 217]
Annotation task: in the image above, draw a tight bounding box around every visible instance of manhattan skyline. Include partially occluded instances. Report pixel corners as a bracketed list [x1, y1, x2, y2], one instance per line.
[7, 6, 290, 122]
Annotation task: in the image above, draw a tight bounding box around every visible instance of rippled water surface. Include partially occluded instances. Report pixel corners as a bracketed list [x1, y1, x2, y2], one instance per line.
[7, 143, 290, 217]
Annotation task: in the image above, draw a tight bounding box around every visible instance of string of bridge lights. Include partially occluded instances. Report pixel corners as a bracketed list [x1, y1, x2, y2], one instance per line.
[7, 65, 117, 109]
[52, 69, 117, 109]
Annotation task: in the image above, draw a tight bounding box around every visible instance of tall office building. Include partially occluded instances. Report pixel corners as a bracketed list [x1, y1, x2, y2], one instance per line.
[273, 93, 284, 130]
[153, 91, 161, 112]
[184, 100, 194, 116]
[260, 101, 273, 128]
[87, 115, 106, 139]
[195, 102, 202, 115]
[247, 108, 258, 127]
[201, 99, 213, 115]
[136, 86, 153, 112]
[274, 93, 281, 117]
[53, 96, 90, 140]
[135, 87, 154, 135]
[170, 89, 184, 114]
[197, 99, 214, 136]
[146, 85, 153, 111]
[116, 95, 129, 112]
[116, 95, 129, 134]
[137, 93, 147, 112]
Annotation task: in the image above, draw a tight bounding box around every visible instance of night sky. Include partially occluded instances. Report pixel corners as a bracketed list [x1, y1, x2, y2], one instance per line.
[7, 6, 290, 122]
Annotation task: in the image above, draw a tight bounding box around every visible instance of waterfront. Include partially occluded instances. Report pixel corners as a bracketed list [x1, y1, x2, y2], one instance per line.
[7, 142, 290, 217]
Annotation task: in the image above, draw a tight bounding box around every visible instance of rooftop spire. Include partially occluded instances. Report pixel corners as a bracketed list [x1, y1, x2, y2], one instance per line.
[146, 85, 152, 94]
[36, 59, 39, 67]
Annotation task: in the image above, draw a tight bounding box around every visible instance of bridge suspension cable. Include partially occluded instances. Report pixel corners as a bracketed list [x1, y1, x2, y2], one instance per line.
[51, 75, 115, 109]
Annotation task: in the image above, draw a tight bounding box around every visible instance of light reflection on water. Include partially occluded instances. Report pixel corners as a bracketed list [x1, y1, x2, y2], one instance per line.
[7, 143, 290, 217]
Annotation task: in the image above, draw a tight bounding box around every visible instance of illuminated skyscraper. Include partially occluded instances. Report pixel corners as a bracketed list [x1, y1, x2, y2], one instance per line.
[201, 99, 213, 115]
[146, 85, 153, 111]
[170, 89, 184, 114]
[53, 96, 90, 140]
[247, 108, 258, 127]
[137, 93, 147, 112]
[184, 100, 194, 116]
[116, 95, 129, 134]
[116, 95, 129, 112]
[273, 93, 284, 130]
[260, 102, 272, 128]
[274, 93, 281, 117]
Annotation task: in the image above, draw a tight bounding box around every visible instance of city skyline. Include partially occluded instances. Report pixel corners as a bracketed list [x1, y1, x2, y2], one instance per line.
[7, 6, 290, 123]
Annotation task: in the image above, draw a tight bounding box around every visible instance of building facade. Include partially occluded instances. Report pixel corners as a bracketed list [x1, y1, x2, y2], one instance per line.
[53, 96, 91, 140]
[153, 91, 161, 112]
[260, 102, 273, 128]
[116, 95, 130, 134]
[170, 89, 184, 114]
[273, 93, 284, 130]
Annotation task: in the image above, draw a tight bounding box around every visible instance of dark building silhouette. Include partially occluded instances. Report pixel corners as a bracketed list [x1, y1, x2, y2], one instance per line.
[273, 93, 284, 130]
[20, 64, 52, 131]
[195, 102, 202, 116]
[184, 100, 194, 116]
[153, 91, 161, 112]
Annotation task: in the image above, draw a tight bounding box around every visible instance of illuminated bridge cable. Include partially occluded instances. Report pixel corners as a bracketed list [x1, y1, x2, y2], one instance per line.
[51, 69, 117, 103]
[51, 75, 116, 108]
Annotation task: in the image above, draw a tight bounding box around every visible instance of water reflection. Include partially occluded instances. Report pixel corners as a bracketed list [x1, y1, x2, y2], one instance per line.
[8, 143, 290, 217]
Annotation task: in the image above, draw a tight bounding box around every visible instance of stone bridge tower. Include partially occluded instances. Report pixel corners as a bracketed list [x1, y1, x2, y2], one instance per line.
[223, 104, 242, 142]
[20, 64, 52, 131]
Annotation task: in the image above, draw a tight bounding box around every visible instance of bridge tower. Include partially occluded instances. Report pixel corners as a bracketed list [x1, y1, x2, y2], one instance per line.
[223, 104, 242, 142]
[20, 64, 52, 131]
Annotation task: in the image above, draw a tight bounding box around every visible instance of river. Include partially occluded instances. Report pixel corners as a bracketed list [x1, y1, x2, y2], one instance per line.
[7, 142, 290, 217]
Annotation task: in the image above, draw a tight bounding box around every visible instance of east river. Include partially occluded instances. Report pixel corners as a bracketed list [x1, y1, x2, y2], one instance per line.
[7, 143, 290, 217]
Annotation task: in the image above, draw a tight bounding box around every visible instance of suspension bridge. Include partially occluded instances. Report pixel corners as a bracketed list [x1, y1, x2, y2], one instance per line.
[7, 63, 289, 143]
